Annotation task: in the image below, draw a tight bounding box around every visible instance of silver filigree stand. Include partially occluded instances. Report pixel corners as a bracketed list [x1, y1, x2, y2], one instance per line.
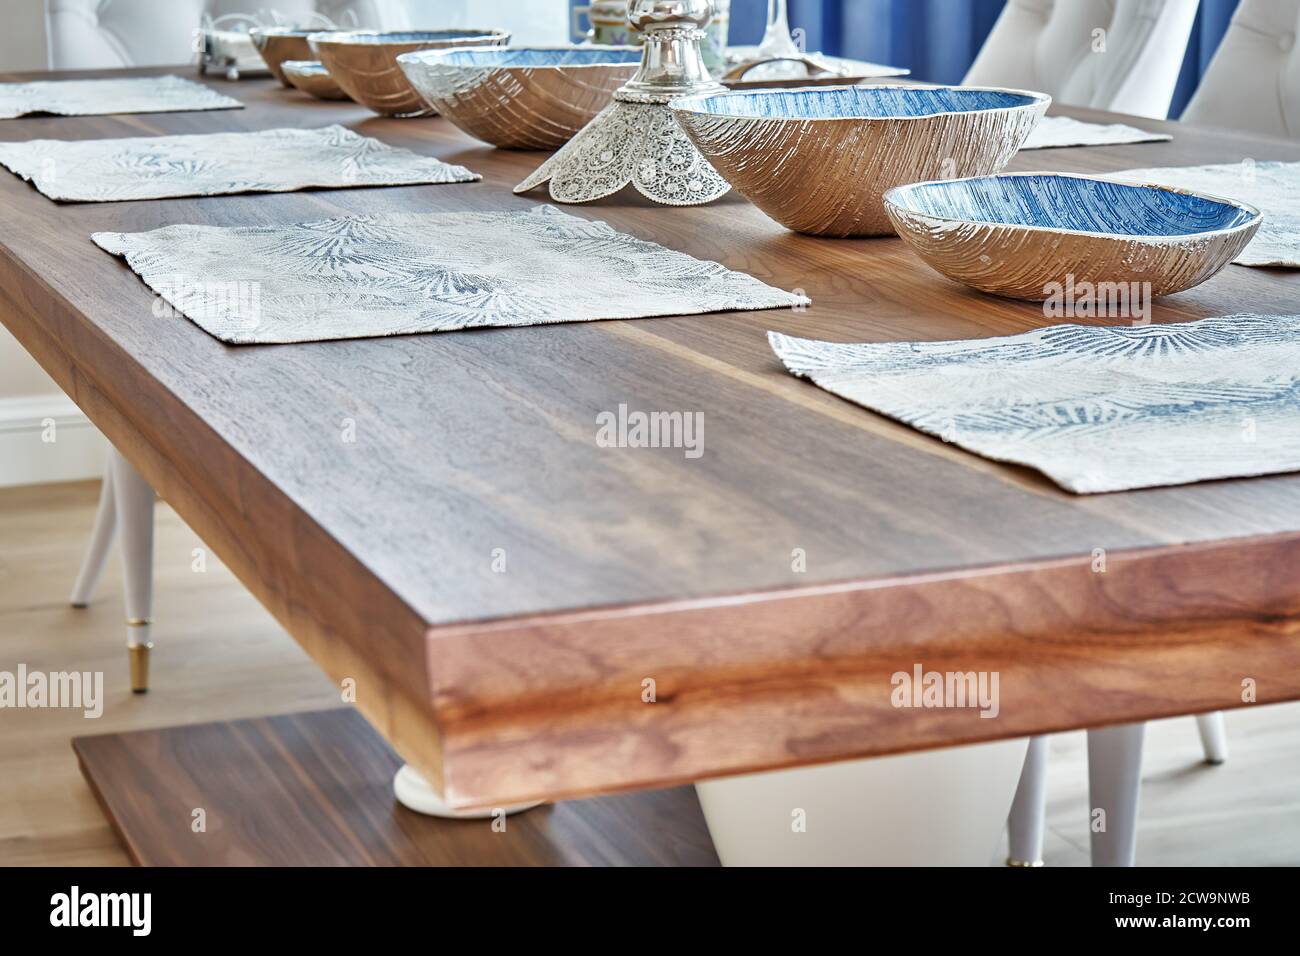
[514, 0, 730, 206]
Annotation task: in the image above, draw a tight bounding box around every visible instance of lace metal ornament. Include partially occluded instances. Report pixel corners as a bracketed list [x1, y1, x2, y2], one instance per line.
[514, 0, 730, 206]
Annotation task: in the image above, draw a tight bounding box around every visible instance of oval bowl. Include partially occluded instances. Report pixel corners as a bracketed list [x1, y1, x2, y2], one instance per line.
[883, 172, 1262, 301]
[398, 46, 642, 150]
[282, 60, 351, 101]
[668, 84, 1050, 237]
[250, 27, 317, 87]
[308, 29, 510, 117]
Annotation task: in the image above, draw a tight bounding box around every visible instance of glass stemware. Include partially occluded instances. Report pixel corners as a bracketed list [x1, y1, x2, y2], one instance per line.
[756, 0, 803, 61]
[726, 0, 845, 82]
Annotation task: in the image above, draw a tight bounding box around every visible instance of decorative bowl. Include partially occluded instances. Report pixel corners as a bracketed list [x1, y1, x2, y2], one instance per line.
[250, 27, 317, 86]
[397, 46, 642, 150]
[883, 172, 1262, 301]
[281, 60, 351, 101]
[668, 84, 1050, 237]
[308, 29, 510, 117]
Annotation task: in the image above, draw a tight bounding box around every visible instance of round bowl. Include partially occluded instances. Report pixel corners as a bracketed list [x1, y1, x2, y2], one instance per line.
[250, 27, 317, 86]
[668, 84, 1050, 237]
[308, 29, 510, 117]
[281, 60, 351, 101]
[883, 172, 1262, 301]
[397, 46, 642, 150]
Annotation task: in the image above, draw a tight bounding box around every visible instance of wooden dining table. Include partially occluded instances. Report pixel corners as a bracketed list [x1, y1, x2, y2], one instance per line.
[2, 66, 1299, 815]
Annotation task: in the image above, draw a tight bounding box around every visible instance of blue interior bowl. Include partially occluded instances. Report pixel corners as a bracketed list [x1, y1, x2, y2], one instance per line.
[673, 84, 1048, 120]
[883, 172, 1262, 301]
[669, 84, 1049, 236]
[887, 173, 1260, 237]
[411, 46, 643, 69]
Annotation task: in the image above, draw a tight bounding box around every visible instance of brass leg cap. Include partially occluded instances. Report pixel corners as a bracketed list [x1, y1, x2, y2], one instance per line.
[128, 641, 154, 694]
[1006, 857, 1045, 868]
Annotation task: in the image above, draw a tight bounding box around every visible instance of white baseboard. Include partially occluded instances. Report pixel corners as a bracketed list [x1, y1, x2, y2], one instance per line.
[0, 394, 107, 488]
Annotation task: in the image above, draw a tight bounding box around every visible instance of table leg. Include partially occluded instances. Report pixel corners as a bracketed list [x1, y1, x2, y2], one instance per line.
[1087, 723, 1145, 867]
[70, 463, 117, 608]
[108, 449, 156, 694]
[392, 765, 544, 820]
[694, 738, 1029, 865]
[1195, 712, 1228, 764]
[1006, 735, 1049, 867]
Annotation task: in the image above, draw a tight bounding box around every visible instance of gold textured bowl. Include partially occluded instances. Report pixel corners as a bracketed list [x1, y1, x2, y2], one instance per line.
[282, 60, 351, 101]
[308, 29, 510, 118]
[669, 84, 1051, 237]
[250, 27, 316, 86]
[883, 172, 1262, 301]
[397, 46, 642, 149]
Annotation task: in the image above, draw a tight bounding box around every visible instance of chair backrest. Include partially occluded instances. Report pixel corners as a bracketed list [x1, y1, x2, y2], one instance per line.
[377, 1, 571, 45]
[44, 0, 386, 70]
[1182, 0, 1300, 137]
[963, 0, 1201, 119]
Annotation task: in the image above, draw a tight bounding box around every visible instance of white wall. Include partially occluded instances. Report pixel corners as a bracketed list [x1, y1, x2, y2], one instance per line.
[1, 0, 56, 399]
[1, 3, 108, 485]
[0, 327, 107, 488]
[0, 1, 48, 72]
[1, 327, 58, 397]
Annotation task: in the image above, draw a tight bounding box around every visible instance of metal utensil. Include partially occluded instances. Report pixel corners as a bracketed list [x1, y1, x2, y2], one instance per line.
[515, 0, 729, 206]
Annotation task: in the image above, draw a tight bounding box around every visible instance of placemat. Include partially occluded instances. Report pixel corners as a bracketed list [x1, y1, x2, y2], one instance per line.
[0, 75, 241, 120]
[1021, 115, 1170, 150]
[0, 124, 478, 202]
[1113, 160, 1300, 267]
[93, 204, 810, 344]
[770, 315, 1300, 494]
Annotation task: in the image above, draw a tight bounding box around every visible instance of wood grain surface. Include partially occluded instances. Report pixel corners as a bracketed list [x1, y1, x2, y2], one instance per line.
[73, 709, 718, 865]
[3, 68, 1299, 807]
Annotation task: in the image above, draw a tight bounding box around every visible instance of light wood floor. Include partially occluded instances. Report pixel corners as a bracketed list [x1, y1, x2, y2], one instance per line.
[2, 480, 1298, 866]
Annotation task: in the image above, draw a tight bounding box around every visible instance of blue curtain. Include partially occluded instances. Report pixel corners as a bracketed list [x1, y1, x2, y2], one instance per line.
[728, 0, 1002, 84]
[724, 0, 1242, 117]
[1169, 0, 1241, 116]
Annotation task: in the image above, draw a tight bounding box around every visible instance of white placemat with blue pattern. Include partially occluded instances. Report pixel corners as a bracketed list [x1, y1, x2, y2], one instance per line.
[1111, 160, 1300, 267]
[0, 124, 477, 202]
[770, 316, 1300, 494]
[94, 204, 809, 345]
[1020, 115, 1170, 150]
[0, 75, 242, 120]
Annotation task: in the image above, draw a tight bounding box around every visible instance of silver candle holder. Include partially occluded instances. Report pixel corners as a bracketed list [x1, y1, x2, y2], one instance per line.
[514, 0, 730, 206]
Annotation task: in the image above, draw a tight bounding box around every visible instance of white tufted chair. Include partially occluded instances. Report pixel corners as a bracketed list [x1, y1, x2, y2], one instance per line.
[1182, 0, 1300, 137]
[389, 0, 571, 44]
[45, 1, 571, 69]
[45, 0, 388, 69]
[964, 0, 1201, 119]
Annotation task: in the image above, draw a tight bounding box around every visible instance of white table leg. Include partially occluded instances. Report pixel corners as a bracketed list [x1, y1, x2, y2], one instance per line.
[694, 738, 1029, 866]
[1087, 722, 1145, 867]
[393, 765, 543, 820]
[1195, 712, 1228, 764]
[69, 463, 117, 608]
[1006, 735, 1049, 866]
[109, 448, 156, 694]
